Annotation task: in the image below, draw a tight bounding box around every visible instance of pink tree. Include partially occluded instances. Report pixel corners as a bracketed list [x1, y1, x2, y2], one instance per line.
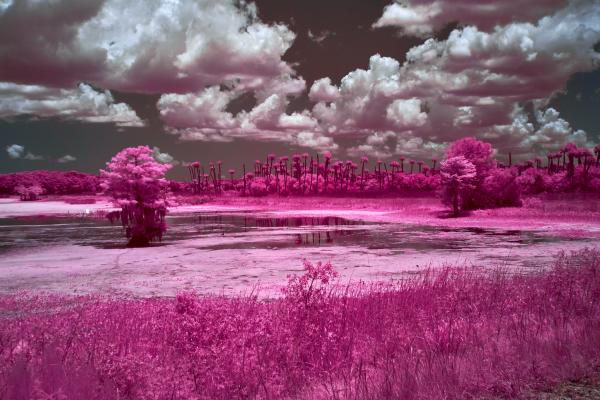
[101, 146, 171, 247]
[446, 137, 495, 176]
[440, 156, 477, 217]
[445, 137, 495, 209]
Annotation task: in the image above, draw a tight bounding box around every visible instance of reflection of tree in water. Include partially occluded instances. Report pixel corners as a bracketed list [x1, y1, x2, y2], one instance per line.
[295, 230, 352, 246]
[195, 214, 361, 246]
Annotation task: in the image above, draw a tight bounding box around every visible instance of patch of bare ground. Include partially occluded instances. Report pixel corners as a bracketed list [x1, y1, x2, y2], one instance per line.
[525, 372, 600, 400]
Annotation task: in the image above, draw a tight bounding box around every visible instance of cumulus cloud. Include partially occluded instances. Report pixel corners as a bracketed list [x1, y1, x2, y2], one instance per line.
[386, 98, 427, 129]
[311, 55, 407, 135]
[373, 0, 568, 37]
[158, 87, 238, 132]
[152, 147, 177, 165]
[347, 131, 445, 160]
[309, 78, 340, 102]
[394, 134, 446, 159]
[0, 82, 144, 127]
[23, 152, 43, 160]
[347, 132, 396, 159]
[295, 131, 338, 151]
[0, 0, 300, 125]
[373, 2, 442, 37]
[6, 144, 24, 159]
[57, 154, 76, 163]
[488, 106, 592, 158]
[5, 143, 43, 160]
[0, 0, 297, 94]
[312, 0, 600, 159]
[159, 86, 336, 151]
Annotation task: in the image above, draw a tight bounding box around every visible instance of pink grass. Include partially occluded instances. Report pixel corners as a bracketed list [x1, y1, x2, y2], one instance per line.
[1, 249, 600, 399]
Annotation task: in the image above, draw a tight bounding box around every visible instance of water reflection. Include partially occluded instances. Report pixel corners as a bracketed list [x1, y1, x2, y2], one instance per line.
[196, 214, 361, 229]
[0, 212, 588, 254]
[0, 211, 596, 296]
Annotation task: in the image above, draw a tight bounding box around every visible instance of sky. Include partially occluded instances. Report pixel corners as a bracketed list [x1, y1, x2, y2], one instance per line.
[0, 0, 599, 179]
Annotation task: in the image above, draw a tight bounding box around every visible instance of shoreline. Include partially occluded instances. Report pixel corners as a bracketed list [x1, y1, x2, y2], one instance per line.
[2, 194, 599, 236]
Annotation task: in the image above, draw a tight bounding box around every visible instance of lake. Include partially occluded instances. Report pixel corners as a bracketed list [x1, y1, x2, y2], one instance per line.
[0, 211, 594, 296]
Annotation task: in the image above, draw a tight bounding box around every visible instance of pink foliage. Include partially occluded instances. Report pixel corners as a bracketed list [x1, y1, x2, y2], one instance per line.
[481, 167, 522, 207]
[1, 250, 600, 399]
[186, 152, 443, 198]
[101, 146, 172, 247]
[14, 184, 45, 201]
[0, 171, 99, 195]
[282, 260, 338, 307]
[445, 137, 496, 177]
[443, 137, 504, 210]
[440, 156, 477, 216]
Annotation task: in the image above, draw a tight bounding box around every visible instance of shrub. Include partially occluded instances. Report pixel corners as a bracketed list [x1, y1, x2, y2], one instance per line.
[481, 167, 522, 207]
[1, 250, 600, 399]
[0, 171, 99, 195]
[14, 184, 45, 201]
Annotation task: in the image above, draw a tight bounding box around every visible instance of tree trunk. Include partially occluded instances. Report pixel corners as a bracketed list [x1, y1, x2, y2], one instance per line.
[453, 194, 459, 217]
[128, 231, 150, 247]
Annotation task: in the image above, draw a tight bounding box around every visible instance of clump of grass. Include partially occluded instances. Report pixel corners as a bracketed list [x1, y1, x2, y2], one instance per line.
[1, 249, 600, 399]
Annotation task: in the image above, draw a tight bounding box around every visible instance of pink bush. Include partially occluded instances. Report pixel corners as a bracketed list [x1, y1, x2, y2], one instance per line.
[0, 171, 99, 195]
[248, 178, 269, 197]
[516, 167, 548, 194]
[481, 167, 522, 207]
[2, 249, 600, 399]
[14, 184, 45, 201]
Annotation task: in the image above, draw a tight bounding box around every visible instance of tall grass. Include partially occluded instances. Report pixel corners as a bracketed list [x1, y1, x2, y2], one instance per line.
[1, 249, 600, 399]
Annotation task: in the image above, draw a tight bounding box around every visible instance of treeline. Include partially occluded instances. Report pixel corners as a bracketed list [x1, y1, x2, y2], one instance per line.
[0, 171, 100, 196]
[183, 141, 600, 199]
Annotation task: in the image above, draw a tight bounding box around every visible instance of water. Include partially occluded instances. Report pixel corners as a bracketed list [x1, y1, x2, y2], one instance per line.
[0, 212, 594, 296]
[0, 212, 565, 251]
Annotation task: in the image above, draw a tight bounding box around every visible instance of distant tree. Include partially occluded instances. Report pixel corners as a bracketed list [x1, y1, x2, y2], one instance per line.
[101, 146, 171, 247]
[445, 137, 495, 174]
[440, 156, 477, 217]
[445, 137, 495, 209]
[15, 184, 45, 201]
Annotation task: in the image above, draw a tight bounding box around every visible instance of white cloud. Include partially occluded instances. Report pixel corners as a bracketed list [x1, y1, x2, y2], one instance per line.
[386, 98, 427, 129]
[310, 0, 600, 158]
[373, 2, 442, 37]
[373, 0, 568, 37]
[160, 88, 331, 150]
[0, 82, 144, 127]
[23, 152, 43, 160]
[489, 106, 593, 158]
[5, 143, 43, 160]
[0, 0, 297, 95]
[158, 87, 237, 131]
[309, 78, 340, 102]
[57, 154, 76, 163]
[347, 131, 445, 160]
[6, 144, 24, 159]
[152, 147, 176, 164]
[0, 0, 300, 125]
[347, 132, 396, 159]
[295, 131, 338, 151]
[307, 29, 333, 44]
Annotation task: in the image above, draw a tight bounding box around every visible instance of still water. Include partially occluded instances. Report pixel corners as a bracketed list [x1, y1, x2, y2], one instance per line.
[0, 212, 593, 296]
